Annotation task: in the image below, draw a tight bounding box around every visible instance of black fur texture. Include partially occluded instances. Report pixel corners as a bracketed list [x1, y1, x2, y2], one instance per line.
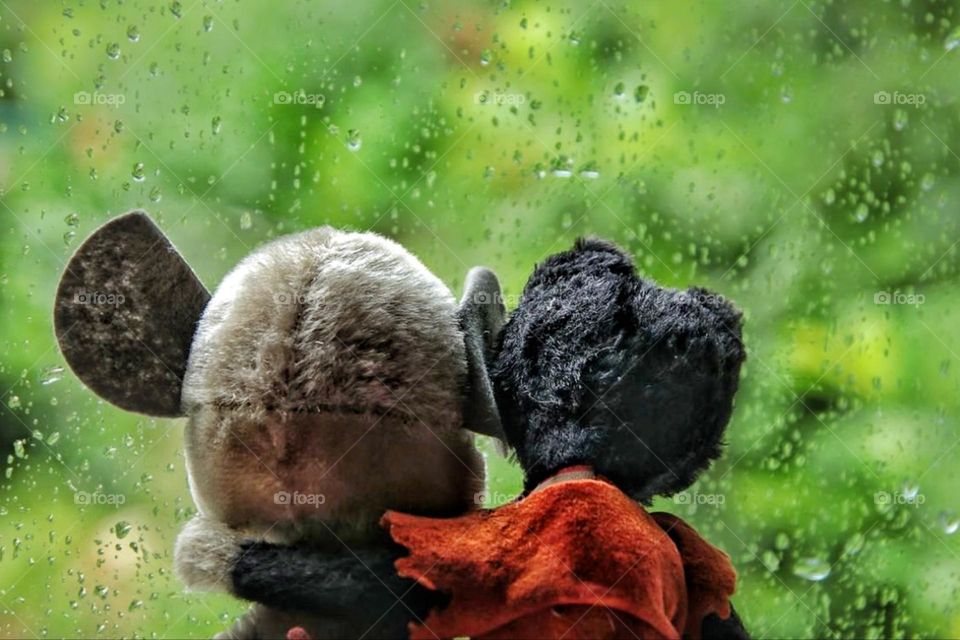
[492, 238, 745, 501]
[231, 542, 440, 638]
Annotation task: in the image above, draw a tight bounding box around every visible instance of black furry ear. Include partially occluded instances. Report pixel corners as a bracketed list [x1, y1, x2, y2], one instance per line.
[54, 211, 210, 417]
[457, 267, 506, 441]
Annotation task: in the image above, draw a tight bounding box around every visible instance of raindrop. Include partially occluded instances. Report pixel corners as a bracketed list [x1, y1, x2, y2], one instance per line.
[939, 511, 959, 535]
[203, 15, 214, 32]
[479, 49, 492, 66]
[568, 30, 581, 46]
[114, 522, 132, 539]
[901, 480, 920, 502]
[854, 203, 869, 223]
[13, 440, 26, 459]
[892, 108, 908, 131]
[149, 186, 162, 202]
[170, 1, 183, 19]
[106, 43, 121, 60]
[131, 162, 146, 182]
[2, 49, 12, 63]
[346, 129, 362, 151]
[40, 366, 64, 386]
[793, 556, 831, 581]
[945, 27, 960, 51]
[211, 116, 222, 135]
[634, 84, 649, 103]
[64, 212, 80, 227]
[127, 25, 140, 42]
[614, 81, 626, 97]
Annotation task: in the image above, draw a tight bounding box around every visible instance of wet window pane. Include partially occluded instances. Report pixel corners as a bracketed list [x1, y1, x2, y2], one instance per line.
[1, 1, 959, 637]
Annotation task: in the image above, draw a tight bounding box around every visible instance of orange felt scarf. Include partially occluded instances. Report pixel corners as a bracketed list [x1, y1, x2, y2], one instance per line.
[381, 478, 736, 640]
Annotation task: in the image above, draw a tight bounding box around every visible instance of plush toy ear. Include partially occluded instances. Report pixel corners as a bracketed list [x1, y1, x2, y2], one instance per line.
[54, 211, 210, 417]
[458, 267, 506, 441]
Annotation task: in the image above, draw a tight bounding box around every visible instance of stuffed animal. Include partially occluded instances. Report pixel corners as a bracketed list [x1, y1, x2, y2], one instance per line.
[172, 238, 750, 639]
[53, 211, 506, 639]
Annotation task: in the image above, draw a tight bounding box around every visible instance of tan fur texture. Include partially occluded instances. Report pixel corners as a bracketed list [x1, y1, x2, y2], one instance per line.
[179, 228, 482, 544]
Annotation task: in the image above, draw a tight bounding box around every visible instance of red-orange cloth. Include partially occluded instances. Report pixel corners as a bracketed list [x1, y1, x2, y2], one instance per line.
[381, 478, 736, 640]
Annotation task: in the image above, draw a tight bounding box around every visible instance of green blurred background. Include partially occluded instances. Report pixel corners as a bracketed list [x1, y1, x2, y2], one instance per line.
[2, 0, 960, 637]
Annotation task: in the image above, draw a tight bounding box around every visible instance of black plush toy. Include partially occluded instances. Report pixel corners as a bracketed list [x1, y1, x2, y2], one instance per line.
[186, 238, 749, 639]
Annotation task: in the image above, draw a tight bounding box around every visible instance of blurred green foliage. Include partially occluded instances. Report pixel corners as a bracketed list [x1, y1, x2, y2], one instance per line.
[1, 0, 960, 637]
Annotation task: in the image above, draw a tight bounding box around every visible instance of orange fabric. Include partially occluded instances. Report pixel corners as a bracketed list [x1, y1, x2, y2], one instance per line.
[651, 513, 736, 640]
[382, 479, 737, 640]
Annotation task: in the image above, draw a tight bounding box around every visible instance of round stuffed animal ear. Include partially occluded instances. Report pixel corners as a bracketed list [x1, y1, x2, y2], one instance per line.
[457, 267, 506, 442]
[54, 211, 210, 417]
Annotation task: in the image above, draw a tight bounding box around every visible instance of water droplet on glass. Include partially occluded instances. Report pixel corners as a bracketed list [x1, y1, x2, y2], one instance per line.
[793, 556, 831, 581]
[2, 49, 13, 63]
[921, 172, 936, 191]
[114, 522, 132, 539]
[940, 511, 959, 535]
[346, 129, 362, 151]
[568, 31, 581, 46]
[854, 202, 869, 222]
[127, 25, 140, 42]
[211, 116, 222, 135]
[239, 211, 253, 230]
[131, 162, 145, 182]
[106, 43, 121, 60]
[945, 27, 960, 51]
[203, 15, 214, 32]
[901, 481, 920, 502]
[634, 84, 649, 103]
[64, 212, 80, 227]
[479, 49, 492, 66]
[40, 366, 64, 386]
[149, 186, 162, 202]
[13, 440, 26, 459]
[46, 432, 60, 446]
[614, 81, 625, 97]
[893, 108, 908, 131]
[170, 1, 183, 19]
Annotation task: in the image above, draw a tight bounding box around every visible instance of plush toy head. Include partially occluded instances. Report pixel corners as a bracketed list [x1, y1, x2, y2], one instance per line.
[55, 211, 505, 542]
[492, 238, 745, 503]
